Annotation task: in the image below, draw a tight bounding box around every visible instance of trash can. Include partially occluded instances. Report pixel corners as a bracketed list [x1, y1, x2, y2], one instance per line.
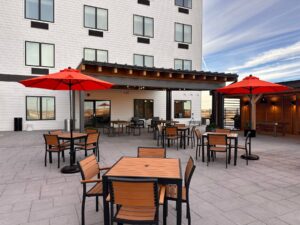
[14, 117, 22, 131]
[65, 119, 71, 132]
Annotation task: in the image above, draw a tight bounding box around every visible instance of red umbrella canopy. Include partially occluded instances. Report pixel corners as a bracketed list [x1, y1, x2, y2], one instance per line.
[217, 75, 290, 95]
[20, 67, 113, 90]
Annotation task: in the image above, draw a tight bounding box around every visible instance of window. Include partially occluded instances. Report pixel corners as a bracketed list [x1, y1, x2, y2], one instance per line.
[84, 5, 108, 30]
[25, 41, 54, 67]
[84, 48, 108, 62]
[25, 0, 54, 22]
[175, 23, 192, 43]
[175, 0, 192, 8]
[134, 54, 154, 67]
[133, 15, 154, 38]
[134, 99, 154, 119]
[174, 59, 192, 70]
[174, 100, 191, 118]
[26, 96, 55, 120]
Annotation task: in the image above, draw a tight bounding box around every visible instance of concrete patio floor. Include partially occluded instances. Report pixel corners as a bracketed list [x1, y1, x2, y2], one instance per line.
[0, 129, 300, 225]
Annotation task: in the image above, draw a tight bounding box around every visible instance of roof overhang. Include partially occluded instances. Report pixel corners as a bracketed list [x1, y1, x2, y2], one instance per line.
[79, 60, 238, 91]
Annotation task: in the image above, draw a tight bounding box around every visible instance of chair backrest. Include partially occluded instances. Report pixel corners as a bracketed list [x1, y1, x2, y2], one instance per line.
[165, 127, 177, 136]
[215, 128, 231, 133]
[78, 154, 100, 180]
[184, 157, 196, 188]
[49, 130, 63, 135]
[195, 128, 202, 139]
[109, 177, 158, 208]
[86, 132, 100, 145]
[85, 128, 98, 134]
[208, 134, 227, 146]
[137, 147, 166, 158]
[190, 125, 196, 134]
[176, 123, 185, 128]
[44, 134, 59, 146]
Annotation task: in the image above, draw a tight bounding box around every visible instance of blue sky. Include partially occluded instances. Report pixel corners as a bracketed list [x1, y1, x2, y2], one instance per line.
[203, 0, 300, 82]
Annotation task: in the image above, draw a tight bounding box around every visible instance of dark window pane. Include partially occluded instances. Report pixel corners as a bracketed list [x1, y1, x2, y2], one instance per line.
[174, 100, 191, 118]
[84, 6, 96, 28]
[42, 97, 55, 119]
[134, 99, 154, 119]
[175, 0, 184, 6]
[185, 0, 192, 8]
[40, 0, 53, 22]
[26, 0, 39, 20]
[26, 97, 40, 120]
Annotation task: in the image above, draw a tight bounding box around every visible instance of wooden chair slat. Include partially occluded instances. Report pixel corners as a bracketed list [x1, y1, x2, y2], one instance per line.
[138, 147, 166, 158]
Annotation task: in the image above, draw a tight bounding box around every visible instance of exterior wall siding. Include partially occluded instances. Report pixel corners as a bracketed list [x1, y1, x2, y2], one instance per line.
[0, 0, 203, 131]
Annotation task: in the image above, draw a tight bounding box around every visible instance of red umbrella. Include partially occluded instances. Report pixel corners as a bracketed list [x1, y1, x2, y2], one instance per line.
[217, 75, 290, 160]
[20, 67, 113, 173]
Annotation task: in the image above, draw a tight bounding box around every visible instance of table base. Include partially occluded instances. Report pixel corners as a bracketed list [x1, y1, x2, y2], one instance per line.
[61, 165, 80, 173]
[241, 154, 259, 160]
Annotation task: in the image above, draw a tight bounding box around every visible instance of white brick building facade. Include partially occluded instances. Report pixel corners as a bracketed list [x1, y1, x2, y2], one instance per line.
[0, 0, 203, 131]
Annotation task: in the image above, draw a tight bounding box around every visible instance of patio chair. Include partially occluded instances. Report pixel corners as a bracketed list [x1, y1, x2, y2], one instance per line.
[126, 121, 141, 136]
[85, 128, 98, 134]
[108, 177, 166, 225]
[43, 134, 70, 168]
[148, 117, 159, 132]
[207, 134, 230, 168]
[186, 125, 196, 149]
[165, 157, 196, 225]
[215, 128, 231, 133]
[75, 132, 100, 161]
[78, 155, 111, 225]
[131, 117, 145, 128]
[137, 147, 166, 158]
[237, 131, 250, 165]
[165, 127, 180, 150]
[48, 129, 70, 145]
[194, 128, 206, 160]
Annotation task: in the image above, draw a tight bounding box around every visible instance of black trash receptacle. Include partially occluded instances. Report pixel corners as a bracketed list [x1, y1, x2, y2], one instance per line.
[14, 117, 22, 131]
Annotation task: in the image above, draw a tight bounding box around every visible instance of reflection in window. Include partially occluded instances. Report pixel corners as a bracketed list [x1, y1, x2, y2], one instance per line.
[133, 15, 154, 38]
[175, 23, 192, 43]
[174, 100, 191, 118]
[174, 59, 192, 70]
[175, 0, 192, 8]
[134, 54, 154, 67]
[84, 48, 108, 62]
[84, 6, 108, 30]
[25, 41, 54, 67]
[26, 96, 55, 120]
[134, 99, 154, 119]
[25, 0, 54, 22]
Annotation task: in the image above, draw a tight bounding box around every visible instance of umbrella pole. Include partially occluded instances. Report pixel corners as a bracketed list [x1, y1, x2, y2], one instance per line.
[61, 83, 80, 173]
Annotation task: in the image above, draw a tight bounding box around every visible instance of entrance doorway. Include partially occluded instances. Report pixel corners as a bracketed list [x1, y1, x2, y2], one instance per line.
[84, 100, 111, 128]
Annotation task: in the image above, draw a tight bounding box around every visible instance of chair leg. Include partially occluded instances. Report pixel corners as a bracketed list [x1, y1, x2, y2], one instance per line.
[62, 151, 65, 162]
[195, 145, 198, 160]
[207, 149, 210, 166]
[187, 202, 191, 225]
[85, 150, 87, 157]
[96, 196, 99, 212]
[97, 147, 100, 162]
[226, 150, 228, 169]
[58, 152, 60, 168]
[49, 152, 52, 163]
[163, 200, 167, 225]
[82, 195, 86, 225]
[44, 150, 47, 167]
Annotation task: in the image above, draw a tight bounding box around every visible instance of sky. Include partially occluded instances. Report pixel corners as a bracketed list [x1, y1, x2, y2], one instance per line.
[203, 0, 300, 82]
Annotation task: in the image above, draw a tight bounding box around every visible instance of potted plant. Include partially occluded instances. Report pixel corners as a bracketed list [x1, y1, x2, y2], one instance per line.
[244, 122, 256, 137]
[206, 122, 216, 132]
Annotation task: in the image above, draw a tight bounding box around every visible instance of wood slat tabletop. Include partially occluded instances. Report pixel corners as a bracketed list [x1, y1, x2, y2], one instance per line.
[58, 132, 87, 139]
[203, 132, 238, 138]
[105, 157, 181, 179]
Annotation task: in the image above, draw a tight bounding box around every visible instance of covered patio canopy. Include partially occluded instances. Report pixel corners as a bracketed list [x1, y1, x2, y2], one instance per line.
[79, 60, 238, 91]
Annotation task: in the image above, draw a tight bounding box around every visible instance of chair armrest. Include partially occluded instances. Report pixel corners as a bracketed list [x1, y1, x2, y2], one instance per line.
[159, 185, 166, 205]
[81, 179, 102, 183]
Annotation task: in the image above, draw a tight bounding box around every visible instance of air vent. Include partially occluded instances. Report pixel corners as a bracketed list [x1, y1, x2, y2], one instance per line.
[89, 30, 104, 37]
[31, 68, 49, 75]
[31, 21, 49, 30]
[178, 43, 189, 49]
[178, 8, 189, 14]
[138, 0, 150, 5]
[137, 37, 150, 44]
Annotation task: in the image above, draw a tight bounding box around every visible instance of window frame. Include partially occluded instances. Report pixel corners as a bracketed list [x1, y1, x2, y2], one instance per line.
[133, 14, 154, 38]
[134, 99, 154, 120]
[175, 0, 192, 9]
[174, 22, 192, 44]
[174, 100, 192, 119]
[83, 48, 109, 62]
[133, 54, 154, 67]
[174, 59, 192, 70]
[83, 5, 108, 31]
[26, 96, 56, 121]
[24, 0, 55, 23]
[25, 41, 55, 68]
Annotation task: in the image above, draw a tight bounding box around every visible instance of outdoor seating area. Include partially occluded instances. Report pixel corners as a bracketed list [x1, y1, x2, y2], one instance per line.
[1, 128, 300, 225]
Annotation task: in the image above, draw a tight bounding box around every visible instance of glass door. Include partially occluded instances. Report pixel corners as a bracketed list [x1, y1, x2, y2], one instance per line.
[84, 100, 111, 128]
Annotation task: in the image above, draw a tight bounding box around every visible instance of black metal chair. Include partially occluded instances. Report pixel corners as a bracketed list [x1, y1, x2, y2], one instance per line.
[186, 126, 196, 148]
[237, 131, 250, 165]
[131, 117, 145, 128]
[148, 117, 160, 132]
[78, 155, 111, 225]
[194, 129, 206, 160]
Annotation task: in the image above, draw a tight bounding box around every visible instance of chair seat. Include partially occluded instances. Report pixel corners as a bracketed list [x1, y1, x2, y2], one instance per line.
[87, 182, 103, 196]
[165, 184, 186, 201]
[210, 146, 227, 152]
[116, 206, 156, 222]
[48, 145, 68, 152]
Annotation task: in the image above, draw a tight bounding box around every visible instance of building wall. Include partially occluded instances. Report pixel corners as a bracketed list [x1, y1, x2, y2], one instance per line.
[0, 0, 203, 131]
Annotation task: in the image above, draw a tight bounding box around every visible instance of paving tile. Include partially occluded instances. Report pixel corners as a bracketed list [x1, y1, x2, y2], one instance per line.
[279, 210, 300, 225]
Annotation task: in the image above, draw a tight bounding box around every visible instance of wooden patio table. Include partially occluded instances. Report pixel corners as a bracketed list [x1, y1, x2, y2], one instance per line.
[102, 157, 183, 225]
[110, 120, 129, 135]
[201, 132, 239, 165]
